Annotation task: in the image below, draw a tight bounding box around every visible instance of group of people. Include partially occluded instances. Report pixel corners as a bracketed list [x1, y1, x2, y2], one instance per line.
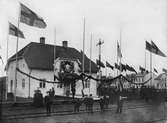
[73, 90, 126, 114]
[73, 94, 94, 113]
[44, 87, 55, 115]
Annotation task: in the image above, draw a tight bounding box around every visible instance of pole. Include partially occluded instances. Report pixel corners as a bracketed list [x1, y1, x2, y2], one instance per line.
[5, 22, 9, 101]
[117, 41, 118, 77]
[89, 33, 92, 95]
[119, 28, 122, 92]
[150, 51, 152, 86]
[14, 4, 21, 102]
[144, 49, 146, 73]
[81, 17, 85, 97]
[54, 28, 56, 62]
[82, 18, 85, 73]
[54, 28, 57, 89]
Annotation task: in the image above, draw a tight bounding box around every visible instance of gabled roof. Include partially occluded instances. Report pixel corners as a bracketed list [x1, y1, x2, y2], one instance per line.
[8, 42, 98, 73]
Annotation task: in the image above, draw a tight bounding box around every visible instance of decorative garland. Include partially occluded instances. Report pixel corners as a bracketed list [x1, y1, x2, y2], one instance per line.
[17, 68, 152, 86]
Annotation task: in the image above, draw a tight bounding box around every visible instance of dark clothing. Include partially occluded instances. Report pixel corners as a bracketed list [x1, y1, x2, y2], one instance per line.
[99, 98, 104, 112]
[45, 95, 52, 115]
[74, 99, 82, 112]
[116, 95, 123, 113]
[84, 96, 94, 113]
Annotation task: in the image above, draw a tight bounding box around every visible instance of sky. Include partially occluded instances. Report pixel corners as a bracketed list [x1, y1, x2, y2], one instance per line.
[0, 0, 167, 76]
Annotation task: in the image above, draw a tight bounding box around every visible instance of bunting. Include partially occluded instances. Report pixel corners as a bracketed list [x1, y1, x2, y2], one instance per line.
[154, 68, 158, 73]
[96, 59, 105, 68]
[106, 61, 114, 70]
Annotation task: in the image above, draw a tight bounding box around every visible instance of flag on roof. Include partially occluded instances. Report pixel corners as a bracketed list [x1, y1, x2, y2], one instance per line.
[20, 3, 47, 28]
[96, 59, 105, 68]
[146, 41, 152, 52]
[120, 63, 126, 72]
[126, 64, 137, 73]
[154, 68, 158, 73]
[9, 22, 25, 38]
[151, 41, 166, 57]
[115, 63, 120, 70]
[106, 61, 114, 70]
[117, 41, 122, 58]
[139, 66, 145, 73]
[162, 68, 167, 73]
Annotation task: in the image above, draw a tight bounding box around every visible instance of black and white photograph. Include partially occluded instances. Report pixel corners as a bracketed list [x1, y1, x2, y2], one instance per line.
[0, 0, 167, 123]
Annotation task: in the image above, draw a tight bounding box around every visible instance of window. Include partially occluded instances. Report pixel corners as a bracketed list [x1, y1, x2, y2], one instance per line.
[39, 79, 46, 88]
[23, 64, 25, 68]
[22, 79, 25, 89]
[85, 79, 90, 88]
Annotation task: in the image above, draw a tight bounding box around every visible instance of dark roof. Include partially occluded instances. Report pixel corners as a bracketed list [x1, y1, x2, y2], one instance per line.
[8, 42, 98, 73]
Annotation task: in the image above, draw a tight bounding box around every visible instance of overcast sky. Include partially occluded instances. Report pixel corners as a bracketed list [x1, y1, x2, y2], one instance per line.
[0, 0, 167, 76]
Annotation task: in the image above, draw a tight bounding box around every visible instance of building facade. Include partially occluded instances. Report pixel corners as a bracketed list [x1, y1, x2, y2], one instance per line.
[6, 39, 98, 98]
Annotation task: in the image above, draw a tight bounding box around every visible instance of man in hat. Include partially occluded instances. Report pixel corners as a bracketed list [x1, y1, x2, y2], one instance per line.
[45, 91, 52, 115]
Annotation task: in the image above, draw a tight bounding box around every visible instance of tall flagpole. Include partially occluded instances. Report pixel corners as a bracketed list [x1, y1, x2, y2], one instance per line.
[89, 33, 92, 95]
[119, 27, 122, 91]
[81, 17, 85, 97]
[5, 22, 10, 100]
[14, 4, 21, 102]
[117, 40, 118, 77]
[82, 17, 85, 74]
[150, 51, 152, 86]
[54, 28, 56, 64]
[144, 48, 146, 73]
[53, 27, 56, 89]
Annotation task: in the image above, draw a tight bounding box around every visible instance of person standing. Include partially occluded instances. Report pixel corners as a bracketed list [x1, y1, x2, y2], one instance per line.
[74, 98, 82, 112]
[45, 91, 52, 115]
[99, 96, 104, 112]
[89, 94, 94, 113]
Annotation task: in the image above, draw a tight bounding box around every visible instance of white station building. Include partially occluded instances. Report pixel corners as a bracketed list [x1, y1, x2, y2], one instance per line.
[6, 38, 98, 98]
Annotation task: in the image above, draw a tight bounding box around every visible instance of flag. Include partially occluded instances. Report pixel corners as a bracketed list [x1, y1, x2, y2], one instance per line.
[9, 22, 25, 38]
[126, 64, 137, 73]
[20, 3, 47, 28]
[106, 61, 114, 70]
[146, 41, 152, 52]
[139, 66, 145, 73]
[115, 63, 120, 70]
[151, 41, 166, 57]
[117, 41, 122, 58]
[96, 59, 105, 68]
[120, 63, 126, 72]
[162, 68, 167, 73]
[154, 68, 158, 73]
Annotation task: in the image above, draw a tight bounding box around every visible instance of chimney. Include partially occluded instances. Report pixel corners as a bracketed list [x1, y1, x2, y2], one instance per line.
[62, 41, 68, 47]
[40, 37, 45, 44]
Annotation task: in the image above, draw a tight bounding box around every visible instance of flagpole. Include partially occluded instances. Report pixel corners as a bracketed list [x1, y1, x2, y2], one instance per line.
[54, 28, 56, 62]
[53, 27, 56, 90]
[144, 48, 146, 73]
[5, 22, 10, 101]
[81, 17, 85, 97]
[82, 17, 85, 74]
[119, 28, 122, 91]
[150, 51, 152, 86]
[14, 4, 21, 102]
[89, 33, 92, 95]
[116, 41, 118, 77]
